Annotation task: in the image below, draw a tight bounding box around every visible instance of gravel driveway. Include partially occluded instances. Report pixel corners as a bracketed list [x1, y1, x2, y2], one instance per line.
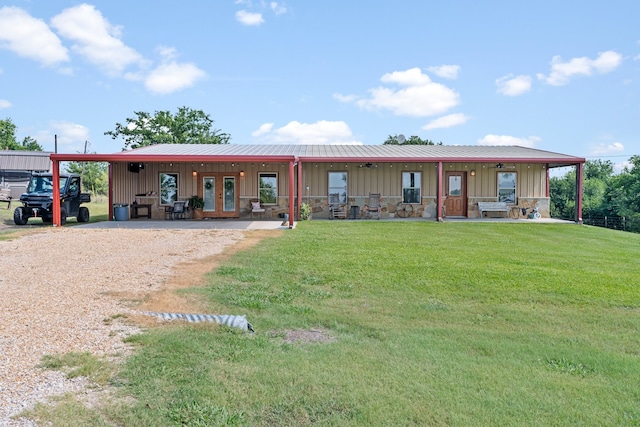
[0, 227, 247, 425]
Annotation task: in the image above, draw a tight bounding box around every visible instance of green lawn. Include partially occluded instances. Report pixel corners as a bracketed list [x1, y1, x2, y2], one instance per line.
[21, 221, 640, 426]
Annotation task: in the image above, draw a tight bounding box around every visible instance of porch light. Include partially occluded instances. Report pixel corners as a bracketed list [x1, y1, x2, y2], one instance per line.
[240, 171, 245, 177]
[192, 171, 197, 177]
[470, 170, 476, 176]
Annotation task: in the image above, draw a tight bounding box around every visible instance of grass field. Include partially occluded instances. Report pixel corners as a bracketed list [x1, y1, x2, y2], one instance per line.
[16, 220, 640, 426]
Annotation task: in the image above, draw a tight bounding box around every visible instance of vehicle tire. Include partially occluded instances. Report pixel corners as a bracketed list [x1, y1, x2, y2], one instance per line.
[13, 207, 28, 225]
[42, 216, 52, 223]
[77, 206, 90, 223]
[60, 207, 67, 225]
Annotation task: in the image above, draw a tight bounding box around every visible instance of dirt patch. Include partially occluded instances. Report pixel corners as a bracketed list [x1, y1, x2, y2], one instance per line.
[136, 229, 283, 316]
[282, 328, 336, 344]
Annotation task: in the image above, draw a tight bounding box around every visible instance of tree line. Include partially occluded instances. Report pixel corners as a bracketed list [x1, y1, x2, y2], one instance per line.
[551, 157, 640, 231]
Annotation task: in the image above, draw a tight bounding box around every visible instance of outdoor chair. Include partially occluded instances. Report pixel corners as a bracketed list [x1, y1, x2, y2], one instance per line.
[164, 200, 187, 220]
[367, 193, 381, 219]
[251, 200, 265, 218]
[328, 193, 347, 219]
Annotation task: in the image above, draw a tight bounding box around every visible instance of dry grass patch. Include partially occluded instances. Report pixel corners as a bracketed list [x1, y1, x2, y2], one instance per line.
[135, 230, 282, 320]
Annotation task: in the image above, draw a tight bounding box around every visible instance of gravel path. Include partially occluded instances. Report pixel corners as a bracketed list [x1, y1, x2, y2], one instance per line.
[0, 227, 244, 425]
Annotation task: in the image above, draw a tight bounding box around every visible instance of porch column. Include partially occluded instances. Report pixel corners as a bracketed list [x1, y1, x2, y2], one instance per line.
[108, 163, 114, 221]
[289, 160, 295, 228]
[545, 165, 550, 197]
[437, 161, 444, 222]
[52, 160, 61, 227]
[575, 162, 584, 224]
[297, 159, 303, 221]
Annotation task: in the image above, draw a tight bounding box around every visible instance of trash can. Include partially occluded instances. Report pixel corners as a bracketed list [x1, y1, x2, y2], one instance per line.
[113, 204, 129, 221]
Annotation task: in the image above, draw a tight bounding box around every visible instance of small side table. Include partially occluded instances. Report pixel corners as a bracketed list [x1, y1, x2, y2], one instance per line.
[131, 204, 152, 219]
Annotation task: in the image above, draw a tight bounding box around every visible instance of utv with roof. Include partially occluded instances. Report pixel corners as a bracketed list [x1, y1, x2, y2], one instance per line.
[14, 173, 91, 225]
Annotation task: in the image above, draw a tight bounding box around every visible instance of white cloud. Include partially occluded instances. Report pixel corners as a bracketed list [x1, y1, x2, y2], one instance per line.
[270, 2, 287, 15]
[591, 141, 624, 155]
[236, 10, 264, 26]
[427, 65, 460, 79]
[145, 62, 206, 95]
[537, 50, 622, 86]
[614, 160, 630, 173]
[51, 4, 146, 76]
[423, 113, 469, 130]
[0, 99, 11, 109]
[251, 123, 274, 137]
[0, 6, 69, 66]
[336, 67, 459, 117]
[332, 93, 358, 103]
[477, 134, 541, 148]
[35, 121, 90, 152]
[252, 120, 362, 145]
[496, 74, 532, 96]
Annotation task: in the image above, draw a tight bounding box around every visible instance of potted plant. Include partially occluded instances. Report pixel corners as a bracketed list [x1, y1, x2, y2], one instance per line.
[300, 202, 312, 220]
[188, 195, 204, 219]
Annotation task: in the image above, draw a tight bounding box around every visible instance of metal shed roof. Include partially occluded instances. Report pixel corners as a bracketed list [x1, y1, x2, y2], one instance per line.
[0, 150, 52, 171]
[112, 144, 584, 167]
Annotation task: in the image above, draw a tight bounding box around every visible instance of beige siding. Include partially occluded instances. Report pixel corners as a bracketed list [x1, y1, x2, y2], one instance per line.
[112, 160, 549, 219]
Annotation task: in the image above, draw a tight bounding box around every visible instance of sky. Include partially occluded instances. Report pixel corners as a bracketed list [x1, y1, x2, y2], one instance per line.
[0, 1, 639, 172]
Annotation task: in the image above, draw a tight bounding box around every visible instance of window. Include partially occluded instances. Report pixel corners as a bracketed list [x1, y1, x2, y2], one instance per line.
[497, 172, 517, 204]
[160, 173, 179, 205]
[258, 173, 277, 205]
[328, 172, 347, 203]
[402, 172, 421, 203]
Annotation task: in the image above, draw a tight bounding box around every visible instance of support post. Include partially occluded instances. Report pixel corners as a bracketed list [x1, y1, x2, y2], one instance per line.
[52, 160, 61, 227]
[289, 160, 295, 228]
[297, 160, 302, 221]
[575, 162, 584, 224]
[437, 161, 444, 222]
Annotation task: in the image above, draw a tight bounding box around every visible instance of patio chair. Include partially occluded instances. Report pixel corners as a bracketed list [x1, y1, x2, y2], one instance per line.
[164, 200, 187, 220]
[251, 200, 265, 218]
[367, 193, 381, 220]
[328, 193, 347, 219]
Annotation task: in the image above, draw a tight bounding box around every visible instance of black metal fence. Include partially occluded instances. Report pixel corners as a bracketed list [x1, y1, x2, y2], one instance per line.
[555, 214, 640, 233]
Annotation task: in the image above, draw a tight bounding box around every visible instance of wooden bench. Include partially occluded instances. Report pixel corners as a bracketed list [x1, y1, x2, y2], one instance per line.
[477, 201, 509, 218]
[0, 188, 12, 210]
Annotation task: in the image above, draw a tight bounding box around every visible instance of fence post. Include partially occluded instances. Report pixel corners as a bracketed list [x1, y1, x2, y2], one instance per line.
[605, 216, 607, 228]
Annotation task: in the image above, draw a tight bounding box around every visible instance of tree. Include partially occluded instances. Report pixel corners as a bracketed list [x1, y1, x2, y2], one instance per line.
[383, 134, 442, 145]
[105, 107, 230, 150]
[65, 158, 108, 196]
[0, 118, 43, 151]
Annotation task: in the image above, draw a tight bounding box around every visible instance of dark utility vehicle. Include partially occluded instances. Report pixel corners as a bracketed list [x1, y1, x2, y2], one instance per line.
[14, 173, 91, 225]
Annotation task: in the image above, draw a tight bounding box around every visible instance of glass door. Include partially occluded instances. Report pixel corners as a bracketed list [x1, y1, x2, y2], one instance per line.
[203, 176, 215, 212]
[223, 176, 236, 212]
[198, 173, 239, 218]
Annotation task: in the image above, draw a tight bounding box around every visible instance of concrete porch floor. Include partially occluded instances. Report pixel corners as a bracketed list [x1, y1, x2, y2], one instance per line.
[73, 215, 574, 230]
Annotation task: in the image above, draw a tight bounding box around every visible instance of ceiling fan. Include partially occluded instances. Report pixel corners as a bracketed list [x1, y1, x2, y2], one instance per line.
[491, 163, 516, 169]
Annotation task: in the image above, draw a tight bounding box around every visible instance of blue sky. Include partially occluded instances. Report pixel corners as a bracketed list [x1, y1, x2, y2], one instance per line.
[1, 1, 638, 171]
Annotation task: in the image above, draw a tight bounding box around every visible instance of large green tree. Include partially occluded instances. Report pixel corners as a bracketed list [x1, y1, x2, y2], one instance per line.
[550, 158, 640, 232]
[0, 118, 43, 151]
[550, 160, 616, 220]
[65, 158, 108, 196]
[383, 134, 442, 145]
[105, 107, 230, 150]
